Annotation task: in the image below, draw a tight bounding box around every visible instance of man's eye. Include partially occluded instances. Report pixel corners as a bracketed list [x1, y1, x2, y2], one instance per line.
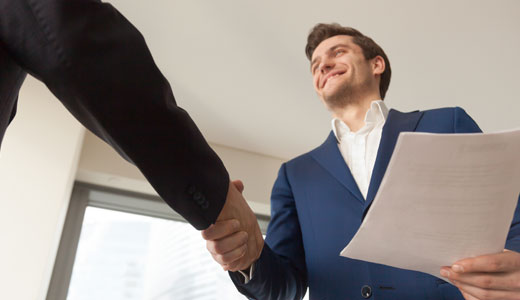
[335, 50, 345, 56]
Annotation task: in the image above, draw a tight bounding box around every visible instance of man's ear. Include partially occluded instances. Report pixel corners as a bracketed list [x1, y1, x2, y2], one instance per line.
[372, 56, 385, 76]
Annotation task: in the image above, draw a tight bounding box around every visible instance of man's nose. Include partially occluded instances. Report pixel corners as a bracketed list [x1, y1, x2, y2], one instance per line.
[319, 59, 334, 74]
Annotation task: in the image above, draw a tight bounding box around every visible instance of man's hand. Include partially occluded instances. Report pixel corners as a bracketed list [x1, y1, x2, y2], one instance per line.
[201, 180, 264, 272]
[440, 250, 520, 300]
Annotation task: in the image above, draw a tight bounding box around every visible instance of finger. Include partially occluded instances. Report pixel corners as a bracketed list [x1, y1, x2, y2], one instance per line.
[441, 266, 520, 291]
[232, 179, 244, 193]
[442, 267, 516, 291]
[460, 289, 479, 300]
[453, 251, 520, 274]
[211, 244, 247, 268]
[201, 219, 240, 240]
[206, 231, 248, 255]
[226, 221, 265, 272]
[453, 279, 520, 300]
[225, 256, 253, 272]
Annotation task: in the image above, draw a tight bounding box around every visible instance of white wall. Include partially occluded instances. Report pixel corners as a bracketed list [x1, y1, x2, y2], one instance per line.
[0, 77, 85, 300]
[77, 131, 284, 215]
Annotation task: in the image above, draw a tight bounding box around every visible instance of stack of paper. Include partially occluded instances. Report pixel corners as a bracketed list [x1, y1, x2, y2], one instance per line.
[341, 129, 520, 278]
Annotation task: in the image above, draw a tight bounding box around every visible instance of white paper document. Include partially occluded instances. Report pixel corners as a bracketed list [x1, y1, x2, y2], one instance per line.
[340, 129, 520, 278]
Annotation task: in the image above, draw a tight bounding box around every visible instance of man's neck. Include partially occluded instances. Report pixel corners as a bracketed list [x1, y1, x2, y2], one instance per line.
[332, 98, 380, 132]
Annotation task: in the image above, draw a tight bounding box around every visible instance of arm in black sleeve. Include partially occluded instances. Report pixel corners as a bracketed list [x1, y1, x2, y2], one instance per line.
[0, 0, 228, 229]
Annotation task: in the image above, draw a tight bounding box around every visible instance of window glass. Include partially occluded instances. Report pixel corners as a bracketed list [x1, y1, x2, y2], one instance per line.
[67, 206, 246, 300]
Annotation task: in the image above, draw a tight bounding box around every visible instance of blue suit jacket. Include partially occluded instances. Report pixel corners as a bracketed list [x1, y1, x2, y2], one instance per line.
[230, 107, 520, 300]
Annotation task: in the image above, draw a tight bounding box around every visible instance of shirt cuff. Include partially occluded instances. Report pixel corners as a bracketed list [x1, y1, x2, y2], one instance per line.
[237, 263, 255, 284]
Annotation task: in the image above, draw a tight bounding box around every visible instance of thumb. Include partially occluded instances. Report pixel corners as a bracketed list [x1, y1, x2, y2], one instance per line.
[231, 179, 244, 193]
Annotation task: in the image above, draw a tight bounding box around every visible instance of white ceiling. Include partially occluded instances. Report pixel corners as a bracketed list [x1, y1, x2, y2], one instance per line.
[33, 0, 520, 159]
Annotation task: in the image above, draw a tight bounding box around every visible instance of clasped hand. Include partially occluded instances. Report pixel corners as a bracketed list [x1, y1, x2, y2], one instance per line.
[201, 180, 264, 272]
[441, 250, 520, 300]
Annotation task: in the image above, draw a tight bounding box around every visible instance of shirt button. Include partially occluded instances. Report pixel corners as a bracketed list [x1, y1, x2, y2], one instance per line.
[361, 285, 372, 298]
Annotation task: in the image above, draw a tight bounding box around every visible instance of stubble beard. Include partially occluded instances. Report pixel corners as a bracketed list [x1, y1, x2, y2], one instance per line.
[323, 81, 365, 110]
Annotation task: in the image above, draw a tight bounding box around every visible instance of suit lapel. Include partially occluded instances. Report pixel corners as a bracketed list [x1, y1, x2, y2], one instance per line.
[363, 109, 424, 214]
[310, 131, 365, 203]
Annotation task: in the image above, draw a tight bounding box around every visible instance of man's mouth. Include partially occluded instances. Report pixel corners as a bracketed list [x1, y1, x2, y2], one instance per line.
[322, 71, 346, 88]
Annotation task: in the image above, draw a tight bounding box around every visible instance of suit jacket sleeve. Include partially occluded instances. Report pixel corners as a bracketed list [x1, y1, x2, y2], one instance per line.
[0, 0, 228, 230]
[453, 107, 520, 252]
[229, 163, 308, 300]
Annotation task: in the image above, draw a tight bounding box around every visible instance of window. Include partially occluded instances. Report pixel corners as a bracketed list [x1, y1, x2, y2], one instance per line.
[47, 183, 272, 300]
[67, 207, 249, 300]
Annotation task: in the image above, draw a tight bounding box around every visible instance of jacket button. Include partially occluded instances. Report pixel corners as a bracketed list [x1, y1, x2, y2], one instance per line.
[193, 191, 204, 203]
[200, 200, 209, 209]
[186, 185, 197, 195]
[361, 285, 372, 298]
[193, 192, 209, 209]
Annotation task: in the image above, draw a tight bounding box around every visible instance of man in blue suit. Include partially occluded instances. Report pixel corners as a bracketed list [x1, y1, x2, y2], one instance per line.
[202, 23, 520, 300]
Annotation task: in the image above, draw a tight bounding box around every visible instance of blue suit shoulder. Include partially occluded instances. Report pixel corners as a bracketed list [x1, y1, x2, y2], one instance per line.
[285, 106, 481, 169]
[415, 106, 481, 133]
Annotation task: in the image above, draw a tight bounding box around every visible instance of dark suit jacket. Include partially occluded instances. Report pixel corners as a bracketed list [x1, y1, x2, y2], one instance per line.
[0, 0, 228, 229]
[230, 107, 520, 300]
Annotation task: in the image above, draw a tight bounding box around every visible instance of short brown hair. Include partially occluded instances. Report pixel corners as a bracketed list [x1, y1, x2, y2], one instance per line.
[305, 23, 391, 99]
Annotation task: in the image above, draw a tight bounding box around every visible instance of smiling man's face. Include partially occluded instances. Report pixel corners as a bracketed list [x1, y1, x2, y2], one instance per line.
[310, 35, 378, 109]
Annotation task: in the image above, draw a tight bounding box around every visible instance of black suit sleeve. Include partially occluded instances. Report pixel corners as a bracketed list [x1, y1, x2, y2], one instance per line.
[0, 0, 229, 229]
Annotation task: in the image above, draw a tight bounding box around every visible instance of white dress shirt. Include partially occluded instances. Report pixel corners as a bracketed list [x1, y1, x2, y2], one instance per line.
[332, 100, 389, 199]
[238, 264, 255, 284]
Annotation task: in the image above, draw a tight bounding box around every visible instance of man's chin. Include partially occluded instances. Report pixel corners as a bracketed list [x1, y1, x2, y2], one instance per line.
[322, 89, 354, 110]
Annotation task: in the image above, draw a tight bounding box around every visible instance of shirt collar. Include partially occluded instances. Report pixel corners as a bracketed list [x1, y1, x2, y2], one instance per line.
[331, 100, 389, 142]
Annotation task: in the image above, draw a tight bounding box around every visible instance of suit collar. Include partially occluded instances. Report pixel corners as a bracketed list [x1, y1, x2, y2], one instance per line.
[310, 109, 424, 207]
[310, 131, 365, 203]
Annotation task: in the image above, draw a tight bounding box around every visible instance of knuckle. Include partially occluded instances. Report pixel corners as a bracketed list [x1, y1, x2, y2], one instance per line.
[489, 259, 502, 272]
[213, 242, 225, 254]
[232, 219, 241, 231]
[206, 241, 213, 253]
[220, 256, 230, 264]
[212, 253, 223, 265]
[215, 254, 225, 264]
[241, 231, 249, 244]
[478, 276, 494, 289]
[201, 230, 210, 240]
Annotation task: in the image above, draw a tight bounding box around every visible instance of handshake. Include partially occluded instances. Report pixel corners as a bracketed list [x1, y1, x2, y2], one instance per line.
[201, 180, 264, 272]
